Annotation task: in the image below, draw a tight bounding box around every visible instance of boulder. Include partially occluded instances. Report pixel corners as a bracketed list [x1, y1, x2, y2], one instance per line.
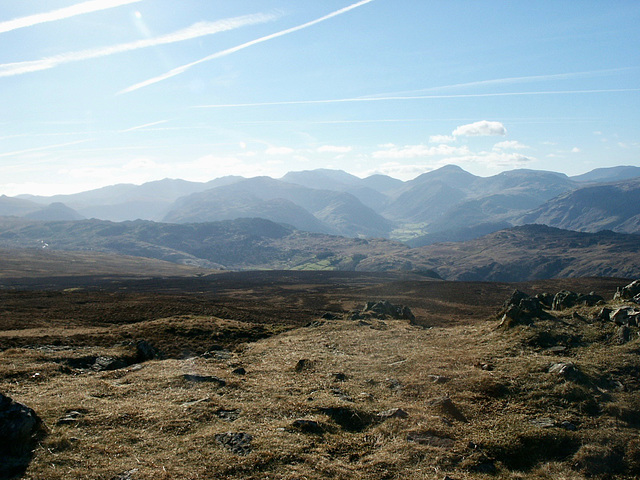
[552, 290, 580, 310]
[135, 340, 158, 362]
[0, 393, 46, 478]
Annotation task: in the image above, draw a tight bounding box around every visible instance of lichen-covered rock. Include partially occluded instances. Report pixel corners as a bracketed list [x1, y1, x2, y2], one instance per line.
[615, 279, 640, 300]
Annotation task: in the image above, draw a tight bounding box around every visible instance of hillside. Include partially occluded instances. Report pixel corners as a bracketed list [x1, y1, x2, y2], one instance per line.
[409, 224, 640, 281]
[0, 217, 639, 281]
[164, 177, 394, 238]
[519, 178, 640, 233]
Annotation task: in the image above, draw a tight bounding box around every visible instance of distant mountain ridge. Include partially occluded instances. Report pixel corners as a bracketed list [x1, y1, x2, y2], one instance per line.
[518, 177, 640, 233]
[4, 164, 640, 242]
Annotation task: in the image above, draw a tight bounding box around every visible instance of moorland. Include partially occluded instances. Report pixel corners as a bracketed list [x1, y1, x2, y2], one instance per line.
[1, 250, 639, 479]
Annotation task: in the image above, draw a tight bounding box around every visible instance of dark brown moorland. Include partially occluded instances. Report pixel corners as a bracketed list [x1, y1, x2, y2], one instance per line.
[0, 251, 638, 479]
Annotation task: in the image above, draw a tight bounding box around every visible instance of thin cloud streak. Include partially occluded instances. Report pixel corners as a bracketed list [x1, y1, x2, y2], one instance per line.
[194, 88, 640, 108]
[0, 140, 90, 158]
[120, 120, 169, 132]
[0, 0, 143, 34]
[363, 67, 636, 97]
[119, 0, 375, 94]
[0, 14, 277, 77]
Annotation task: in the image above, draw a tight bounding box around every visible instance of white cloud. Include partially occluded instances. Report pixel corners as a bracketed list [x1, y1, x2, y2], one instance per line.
[493, 140, 529, 151]
[429, 134, 456, 144]
[571, 147, 581, 153]
[265, 146, 295, 155]
[0, 0, 143, 34]
[372, 144, 470, 159]
[120, 0, 375, 94]
[317, 145, 353, 153]
[0, 14, 277, 77]
[452, 120, 507, 137]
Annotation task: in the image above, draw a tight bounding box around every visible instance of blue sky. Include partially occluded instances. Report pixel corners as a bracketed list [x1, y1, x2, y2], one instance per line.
[1, 0, 639, 195]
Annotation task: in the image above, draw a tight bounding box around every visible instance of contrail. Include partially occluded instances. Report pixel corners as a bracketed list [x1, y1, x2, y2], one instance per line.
[0, 140, 90, 158]
[119, 0, 376, 94]
[362, 67, 636, 98]
[0, 14, 277, 77]
[120, 120, 169, 132]
[192, 88, 640, 108]
[0, 0, 143, 34]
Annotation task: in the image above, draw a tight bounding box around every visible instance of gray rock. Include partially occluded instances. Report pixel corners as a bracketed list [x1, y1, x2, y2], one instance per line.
[351, 300, 416, 321]
[386, 377, 404, 391]
[182, 374, 226, 386]
[596, 307, 612, 321]
[407, 431, 454, 447]
[0, 393, 46, 477]
[214, 408, 239, 422]
[57, 410, 85, 425]
[428, 375, 450, 384]
[214, 432, 253, 455]
[615, 279, 640, 300]
[93, 356, 128, 372]
[111, 469, 138, 480]
[378, 408, 409, 419]
[552, 290, 580, 310]
[294, 359, 314, 372]
[529, 417, 555, 428]
[135, 340, 157, 362]
[332, 372, 348, 382]
[616, 325, 631, 345]
[549, 362, 578, 378]
[330, 388, 354, 402]
[560, 420, 577, 431]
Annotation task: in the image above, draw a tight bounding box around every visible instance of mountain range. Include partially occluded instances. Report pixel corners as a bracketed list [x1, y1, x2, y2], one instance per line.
[7, 164, 640, 245]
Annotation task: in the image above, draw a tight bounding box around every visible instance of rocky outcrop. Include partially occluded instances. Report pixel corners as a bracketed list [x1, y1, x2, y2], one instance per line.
[614, 279, 640, 300]
[552, 290, 603, 310]
[498, 290, 549, 328]
[348, 300, 415, 322]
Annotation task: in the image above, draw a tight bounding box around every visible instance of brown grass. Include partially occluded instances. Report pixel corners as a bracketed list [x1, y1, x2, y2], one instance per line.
[1, 277, 639, 479]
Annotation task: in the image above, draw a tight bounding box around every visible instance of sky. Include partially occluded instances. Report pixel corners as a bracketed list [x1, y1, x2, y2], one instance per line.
[1, 0, 639, 196]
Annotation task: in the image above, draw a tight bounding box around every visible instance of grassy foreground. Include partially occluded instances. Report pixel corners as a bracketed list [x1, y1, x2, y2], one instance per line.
[1, 284, 639, 479]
